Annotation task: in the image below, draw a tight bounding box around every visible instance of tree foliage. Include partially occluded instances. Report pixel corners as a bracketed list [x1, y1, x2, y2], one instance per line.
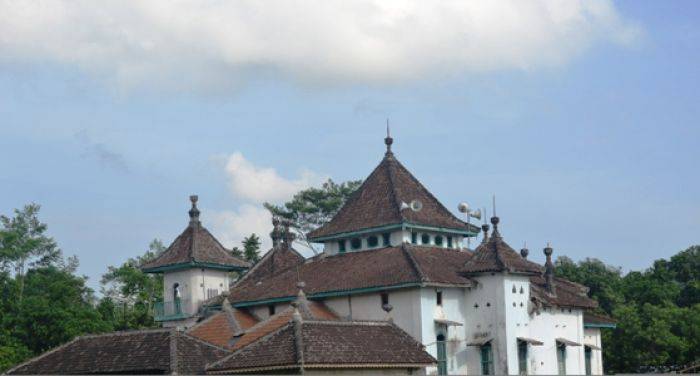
[242, 233, 261, 263]
[556, 246, 700, 373]
[99, 239, 165, 330]
[264, 178, 362, 250]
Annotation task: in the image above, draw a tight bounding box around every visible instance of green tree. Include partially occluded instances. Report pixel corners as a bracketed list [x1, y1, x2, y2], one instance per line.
[264, 178, 362, 250]
[242, 234, 261, 264]
[0, 204, 62, 303]
[100, 239, 164, 329]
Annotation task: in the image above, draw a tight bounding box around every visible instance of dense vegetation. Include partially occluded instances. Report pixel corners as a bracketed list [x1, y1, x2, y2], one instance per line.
[0, 199, 697, 373]
[556, 249, 700, 373]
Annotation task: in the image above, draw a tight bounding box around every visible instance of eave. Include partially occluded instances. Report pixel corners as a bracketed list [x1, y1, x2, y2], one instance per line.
[309, 222, 479, 243]
[142, 261, 248, 273]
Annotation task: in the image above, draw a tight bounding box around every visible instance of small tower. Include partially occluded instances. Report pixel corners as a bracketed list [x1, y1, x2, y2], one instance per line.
[142, 195, 250, 328]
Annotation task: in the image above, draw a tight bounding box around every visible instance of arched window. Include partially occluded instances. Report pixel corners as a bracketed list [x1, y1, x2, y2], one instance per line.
[367, 235, 378, 248]
[172, 283, 181, 315]
[382, 233, 391, 246]
[421, 233, 430, 245]
[436, 334, 447, 375]
[434, 235, 443, 246]
[350, 238, 362, 250]
[411, 232, 418, 244]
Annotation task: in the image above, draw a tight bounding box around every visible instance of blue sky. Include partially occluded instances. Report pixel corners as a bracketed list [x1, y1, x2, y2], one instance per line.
[0, 1, 698, 292]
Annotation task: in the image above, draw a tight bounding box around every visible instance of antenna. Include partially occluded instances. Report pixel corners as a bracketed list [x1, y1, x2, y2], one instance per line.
[386, 118, 390, 137]
[492, 194, 496, 217]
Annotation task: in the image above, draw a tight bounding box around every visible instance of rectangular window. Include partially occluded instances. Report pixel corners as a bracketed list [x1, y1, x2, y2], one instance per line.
[381, 292, 389, 306]
[447, 236, 453, 248]
[557, 344, 567, 375]
[518, 340, 528, 375]
[206, 288, 219, 299]
[436, 291, 443, 306]
[585, 346, 592, 375]
[268, 304, 276, 316]
[481, 343, 494, 375]
[436, 334, 447, 375]
[338, 240, 346, 253]
[411, 232, 417, 244]
[382, 232, 391, 246]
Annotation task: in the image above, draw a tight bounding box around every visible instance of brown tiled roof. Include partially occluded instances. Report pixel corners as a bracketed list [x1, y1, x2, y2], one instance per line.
[529, 275, 598, 309]
[7, 329, 230, 375]
[207, 320, 434, 373]
[228, 245, 474, 304]
[230, 298, 339, 351]
[142, 223, 249, 272]
[308, 153, 479, 240]
[462, 222, 542, 275]
[583, 311, 616, 326]
[188, 300, 259, 349]
[235, 244, 304, 286]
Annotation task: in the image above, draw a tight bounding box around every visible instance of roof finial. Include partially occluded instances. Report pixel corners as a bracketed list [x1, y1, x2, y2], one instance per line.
[188, 195, 200, 226]
[544, 243, 556, 294]
[282, 219, 296, 247]
[520, 242, 529, 259]
[490, 195, 500, 238]
[481, 207, 490, 243]
[384, 119, 393, 156]
[270, 217, 283, 248]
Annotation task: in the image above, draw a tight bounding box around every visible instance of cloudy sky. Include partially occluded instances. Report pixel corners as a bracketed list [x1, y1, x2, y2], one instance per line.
[1, 1, 698, 291]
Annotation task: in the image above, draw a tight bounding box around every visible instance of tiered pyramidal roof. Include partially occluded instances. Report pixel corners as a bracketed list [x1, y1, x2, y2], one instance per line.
[462, 216, 543, 275]
[142, 195, 250, 273]
[308, 133, 479, 241]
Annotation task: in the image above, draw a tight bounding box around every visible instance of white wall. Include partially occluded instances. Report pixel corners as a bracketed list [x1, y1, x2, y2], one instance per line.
[462, 274, 508, 375]
[163, 268, 229, 318]
[419, 287, 469, 376]
[324, 289, 423, 340]
[584, 328, 603, 375]
[528, 307, 586, 375]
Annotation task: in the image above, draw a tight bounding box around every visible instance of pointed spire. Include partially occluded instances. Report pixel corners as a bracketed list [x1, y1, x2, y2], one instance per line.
[544, 243, 556, 294]
[188, 195, 200, 227]
[384, 119, 394, 157]
[490, 195, 501, 238]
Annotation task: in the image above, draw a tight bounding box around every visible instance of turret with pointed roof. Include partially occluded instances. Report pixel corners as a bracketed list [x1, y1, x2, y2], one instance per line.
[141, 195, 250, 327]
[308, 133, 479, 249]
[142, 195, 250, 273]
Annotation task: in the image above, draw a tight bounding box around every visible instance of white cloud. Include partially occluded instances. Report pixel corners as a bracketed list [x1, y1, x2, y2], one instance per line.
[210, 204, 273, 253]
[211, 152, 324, 254]
[224, 152, 322, 203]
[0, 0, 641, 91]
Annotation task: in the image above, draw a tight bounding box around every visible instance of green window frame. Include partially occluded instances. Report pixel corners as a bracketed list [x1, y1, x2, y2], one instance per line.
[411, 232, 418, 244]
[436, 334, 447, 375]
[585, 346, 592, 375]
[382, 232, 391, 246]
[350, 238, 362, 250]
[447, 236, 453, 248]
[557, 343, 567, 375]
[338, 240, 346, 253]
[367, 235, 378, 248]
[517, 340, 528, 375]
[481, 343, 493, 375]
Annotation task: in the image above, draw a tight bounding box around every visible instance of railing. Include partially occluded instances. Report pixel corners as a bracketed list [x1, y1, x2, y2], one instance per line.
[153, 299, 192, 321]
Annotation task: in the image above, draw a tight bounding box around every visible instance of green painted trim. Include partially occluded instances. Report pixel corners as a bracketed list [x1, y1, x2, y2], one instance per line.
[584, 323, 617, 329]
[232, 282, 423, 308]
[309, 222, 478, 242]
[143, 261, 248, 273]
[155, 312, 194, 322]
